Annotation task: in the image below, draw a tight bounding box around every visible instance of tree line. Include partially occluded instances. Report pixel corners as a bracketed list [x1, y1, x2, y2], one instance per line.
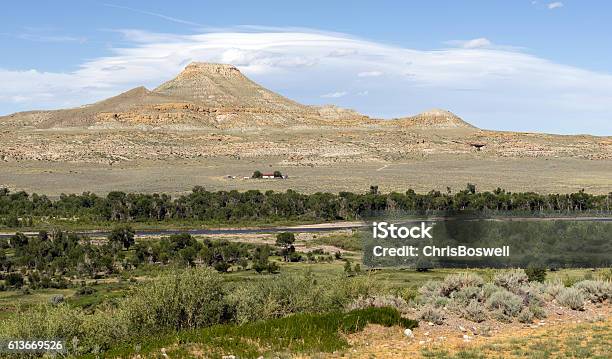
[0, 229, 297, 291]
[1, 185, 610, 227]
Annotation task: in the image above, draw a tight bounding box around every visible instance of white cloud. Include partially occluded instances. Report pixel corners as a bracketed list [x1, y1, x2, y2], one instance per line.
[357, 71, 382, 77]
[548, 2, 564, 9]
[1, 28, 611, 134]
[446, 38, 492, 49]
[321, 91, 347, 98]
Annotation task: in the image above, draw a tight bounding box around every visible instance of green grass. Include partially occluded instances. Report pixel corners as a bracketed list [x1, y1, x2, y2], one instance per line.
[309, 232, 363, 251]
[98, 307, 417, 359]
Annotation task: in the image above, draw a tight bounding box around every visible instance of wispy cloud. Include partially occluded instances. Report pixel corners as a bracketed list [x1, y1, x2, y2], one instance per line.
[17, 33, 87, 43]
[1, 28, 611, 134]
[357, 71, 382, 77]
[102, 3, 203, 27]
[321, 91, 347, 98]
[548, 2, 564, 9]
[445, 37, 492, 49]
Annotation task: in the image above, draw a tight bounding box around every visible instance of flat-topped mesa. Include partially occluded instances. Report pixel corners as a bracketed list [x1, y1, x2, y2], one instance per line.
[153, 62, 305, 110]
[392, 108, 476, 129]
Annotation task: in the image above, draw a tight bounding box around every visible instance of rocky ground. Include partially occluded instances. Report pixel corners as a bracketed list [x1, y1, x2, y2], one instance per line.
[320, 300, 611, 358]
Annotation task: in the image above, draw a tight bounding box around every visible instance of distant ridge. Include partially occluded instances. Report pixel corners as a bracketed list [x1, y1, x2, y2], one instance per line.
[0, 62, 476, 130]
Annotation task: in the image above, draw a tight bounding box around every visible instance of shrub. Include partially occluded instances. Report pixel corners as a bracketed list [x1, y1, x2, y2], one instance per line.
[451, 286, 484, 306]
[518, 308, 534, 323]
[573, 280, 611, 303]
[76, 286, 96, 296]
[544, 281, 565, 299]
[439, 273, 483, 297]
[516, 282, 545, 307]
[5, 272, 24, 288]
[481, 283, 499, 299]
[0, 304, 86, 346]
[491, 310, 512, 323]
[418, 305, 444, 325]
[396, 287, 418, 303]
[494, 269, 528, 293]
[557, 287, 585, 310]
[49, 295, 65, 306]
[418, 280, 442, 297]
[461, 299, 486, 323]
[486, 290, 523, 317]
[529, 304, 547, 319]
[525, 267, 546, 283]
[119, 267, 228, 332]
[227, 274, 380, 324]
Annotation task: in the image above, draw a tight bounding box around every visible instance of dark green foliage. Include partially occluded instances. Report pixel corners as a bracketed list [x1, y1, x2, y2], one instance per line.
[276, 232, 296, 261]
[1, 186, 609, 229]
[5, 272, 24, 288]
[108, 225, 135, 250]
[275, 232, 295, 247]
[525, 267, 547, 283]
[251, 170, 262, 179]
[107, 307, 417, 358]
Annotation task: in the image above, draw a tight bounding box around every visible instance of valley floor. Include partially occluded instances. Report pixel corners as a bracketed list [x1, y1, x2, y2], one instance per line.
[2, 155, 611, 196]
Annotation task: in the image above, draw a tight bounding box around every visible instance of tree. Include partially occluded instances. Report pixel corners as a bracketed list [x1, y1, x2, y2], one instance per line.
[466, 183, 477, 194]
[525, 267, 546, 283]
[276, 232, 295, 261]
[108, 225, 135, 250]
[6, 272, 24, 288]
[273, 170, 283, 178]
[251, 170, 263, 179]
[343, 260, 353, 275]
[9, 233, 28, 248]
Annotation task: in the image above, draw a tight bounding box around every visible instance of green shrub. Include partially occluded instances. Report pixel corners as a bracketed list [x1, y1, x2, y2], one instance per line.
[517, 308, 534, 323]
[573, 280, 611, 303]
[525, 267, 547, 283]
[486, 290, 523, 317]
[418, 305, 444, 324]
[0, 304, 86, 348]
[557, 287, 585, 310]
[76, 286, 96, 296]
[119, 267, 228, 332]
[227, 273, 381, 324]
[5, 272, 24, 288]
[529, 304, 547, 320]
[106, 307, 418, 358]
[461, 299, 486, 323]
[494, 269, 528, 293]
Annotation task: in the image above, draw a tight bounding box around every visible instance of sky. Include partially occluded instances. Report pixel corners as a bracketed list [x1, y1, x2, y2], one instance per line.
[1, 0, 611, 135]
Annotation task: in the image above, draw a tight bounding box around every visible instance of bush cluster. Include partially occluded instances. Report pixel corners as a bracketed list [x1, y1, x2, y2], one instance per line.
[0, 268, 381, 355]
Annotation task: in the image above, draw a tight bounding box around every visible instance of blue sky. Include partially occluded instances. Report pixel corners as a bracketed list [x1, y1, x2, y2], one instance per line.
[1, 0, 611, 134]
